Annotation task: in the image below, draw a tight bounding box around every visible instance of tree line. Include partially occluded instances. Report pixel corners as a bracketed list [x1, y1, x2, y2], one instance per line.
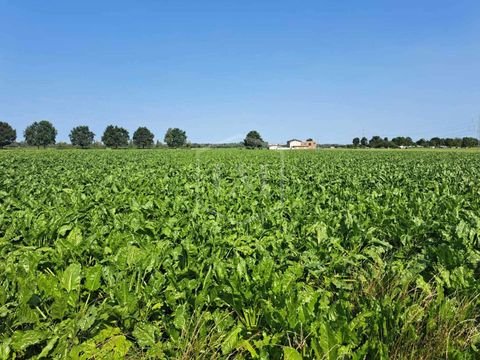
[0, 120, 188, 149]
[352, 135, 479, 148]
[0, 120, 269, 149]
[2, 119, 478, 150]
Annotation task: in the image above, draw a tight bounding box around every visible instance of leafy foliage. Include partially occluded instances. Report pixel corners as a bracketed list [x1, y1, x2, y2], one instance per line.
[354, 135, 479, 148]
[133, 127, 154, 148]
[244, 130, 267, 148]
[101, 125, 129, 148]
[1, 149, 480, 358]
[0, 121, 16, 148]
[24, 120, 57, 148]
[164, 128, 187, 147]
[69, 126, 95, 148]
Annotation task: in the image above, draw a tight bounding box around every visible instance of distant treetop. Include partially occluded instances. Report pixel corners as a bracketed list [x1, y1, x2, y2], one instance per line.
[133, 127, 155, 148]
[70, 125, 95, 148]
[102, 125, 130, 148]
[164, 128, 187, 148]
[244, 130, 267, 149]
[0, 121, 16, 148]
[24, 121, 57, 148]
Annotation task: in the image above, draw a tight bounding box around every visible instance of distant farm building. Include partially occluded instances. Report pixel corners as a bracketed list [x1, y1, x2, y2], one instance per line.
[287, 139, 303, 148]
[268, 144, 290, 150]
[269, 138, 317, 150]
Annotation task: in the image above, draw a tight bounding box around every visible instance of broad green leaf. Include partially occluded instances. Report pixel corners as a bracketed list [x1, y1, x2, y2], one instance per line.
[50, 296, 69, 319]
[61, 263, 82, 292]
[114, 280, 137, 313]
[57, 224, 73, 237]
[0, 305, 10, 318]
[95, 333, 131, 359]
[38, 335, 59, 358]
[69, 327, 131, 360]
[146, 343, 164, 358]
[132, 323, 157, 347]
[78, 306, 98, 332]
[11, 329, 46, 351]
[173, 304, 187, 330]
[283, 347, 302, 360]
[238, 340, 258, 358]
[66, 227, 83, 247]
[0, 339, 11, 360]
[222, 326, 242, 355]
[85, 265, 102, 291]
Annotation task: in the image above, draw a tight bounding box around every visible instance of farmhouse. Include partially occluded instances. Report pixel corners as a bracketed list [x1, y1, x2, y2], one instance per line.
[269, 138, 317, 150]
[287, 139, 303, 148]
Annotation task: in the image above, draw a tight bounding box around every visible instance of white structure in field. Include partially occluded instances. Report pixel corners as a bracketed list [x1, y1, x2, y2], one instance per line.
[287, 139, 303, 148]
[268, 144, 290, 150]
[269, 139, 317, 150]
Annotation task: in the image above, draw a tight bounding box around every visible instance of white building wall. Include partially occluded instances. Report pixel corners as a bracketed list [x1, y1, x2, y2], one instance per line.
[288, 140, 303, 148]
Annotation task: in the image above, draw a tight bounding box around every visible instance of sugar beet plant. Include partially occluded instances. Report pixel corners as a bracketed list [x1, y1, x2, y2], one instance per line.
[0, 149, 480, 359]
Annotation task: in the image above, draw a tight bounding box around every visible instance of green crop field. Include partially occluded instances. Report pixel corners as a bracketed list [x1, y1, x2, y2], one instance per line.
[1, 149, 479, 359]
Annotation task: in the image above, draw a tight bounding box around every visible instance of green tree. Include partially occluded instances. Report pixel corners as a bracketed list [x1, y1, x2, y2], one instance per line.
[369, 135, 383, 148]
[416, 138, 428, 147]
[429, 137, 442, 147]
[391, 137, 406, 146]
[164, 128, 187, 148]
[244, 130, 266, 148]
[69, 125, 95, 148]
[360, 137, 368, 147]
[461, 137, 478, 148]
[101, 125, 129, 148]
[0, 121, 16, 148]
[133, 127, 155, 148]
[451, 138, 462, 148]
[352, 137, 360, 147]
[24, 120, 57, 148]
[444, 138, 458, 148]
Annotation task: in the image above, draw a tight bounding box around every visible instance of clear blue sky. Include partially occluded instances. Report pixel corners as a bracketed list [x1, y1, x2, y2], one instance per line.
[1, 0, 479, 144]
